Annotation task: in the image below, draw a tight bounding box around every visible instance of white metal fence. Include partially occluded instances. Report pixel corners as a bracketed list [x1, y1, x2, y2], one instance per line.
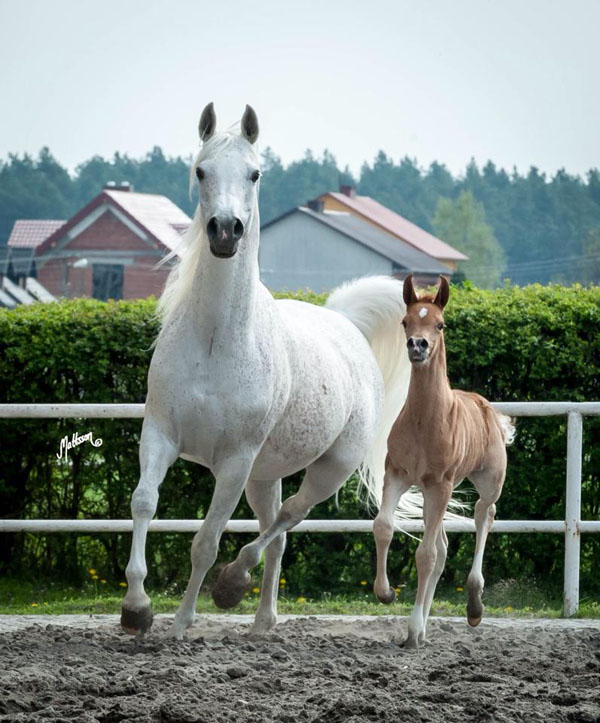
[1, 401, 599, 617]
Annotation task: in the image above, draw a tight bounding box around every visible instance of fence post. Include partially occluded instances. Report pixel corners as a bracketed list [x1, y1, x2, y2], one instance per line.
[563, 411, 583, 617]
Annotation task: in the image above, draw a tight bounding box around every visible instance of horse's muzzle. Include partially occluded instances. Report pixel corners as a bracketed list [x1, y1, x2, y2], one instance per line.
[207, 215, 244, 258]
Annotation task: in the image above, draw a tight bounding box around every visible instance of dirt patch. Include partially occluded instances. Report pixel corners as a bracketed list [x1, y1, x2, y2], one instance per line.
[0, 615, 599, 722]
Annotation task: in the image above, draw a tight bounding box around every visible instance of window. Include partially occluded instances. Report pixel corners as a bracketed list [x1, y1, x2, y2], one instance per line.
[92, 264, 123, 301]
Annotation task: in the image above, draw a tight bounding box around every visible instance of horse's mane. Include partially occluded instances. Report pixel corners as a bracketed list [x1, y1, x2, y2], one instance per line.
[155, 124, 260, 328]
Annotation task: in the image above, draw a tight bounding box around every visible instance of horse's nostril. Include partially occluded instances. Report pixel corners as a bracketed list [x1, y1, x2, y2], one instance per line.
[207, 217, 218, 239]
[419, 339, 429, 350]
[233, 218, 244, 240]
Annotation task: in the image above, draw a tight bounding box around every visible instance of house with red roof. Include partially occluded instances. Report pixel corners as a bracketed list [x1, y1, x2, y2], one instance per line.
[5, 183, 191, 301]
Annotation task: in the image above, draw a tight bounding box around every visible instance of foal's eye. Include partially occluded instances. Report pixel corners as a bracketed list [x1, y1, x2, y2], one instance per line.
[195, 167, 205, 181]
[251, 169, 261, 183]
[437, 322, 445, 331]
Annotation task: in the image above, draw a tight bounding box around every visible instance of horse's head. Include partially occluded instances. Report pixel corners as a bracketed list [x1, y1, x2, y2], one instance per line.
[193, 102, 261, 259]
[401, 274, 450, 366]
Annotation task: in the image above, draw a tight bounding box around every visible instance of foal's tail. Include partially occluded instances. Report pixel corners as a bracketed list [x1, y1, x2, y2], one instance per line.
[327, 276, 463, 521]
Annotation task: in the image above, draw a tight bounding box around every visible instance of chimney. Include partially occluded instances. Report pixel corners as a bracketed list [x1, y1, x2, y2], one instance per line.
[104, 181, 133, 192]
[339, 184, 356, 198]
[307, 199, 325, 213]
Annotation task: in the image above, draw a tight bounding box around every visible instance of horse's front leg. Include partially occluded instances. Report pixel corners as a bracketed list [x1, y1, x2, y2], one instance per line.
[121, 423, 179, 636]
[373, 465, 411, 605]
[170, 453, 256, 639]
[212, 441, 362, 612]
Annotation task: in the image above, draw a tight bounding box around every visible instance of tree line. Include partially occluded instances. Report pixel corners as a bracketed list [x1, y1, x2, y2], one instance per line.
[1, 145, 599, 287]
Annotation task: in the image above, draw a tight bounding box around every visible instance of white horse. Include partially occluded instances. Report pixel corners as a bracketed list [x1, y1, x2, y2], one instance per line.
[120, 103, 416, 640]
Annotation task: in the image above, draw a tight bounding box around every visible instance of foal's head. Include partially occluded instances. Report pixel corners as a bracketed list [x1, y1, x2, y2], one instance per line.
[402, 274, 450, 366]
[193, 102, 261, 259]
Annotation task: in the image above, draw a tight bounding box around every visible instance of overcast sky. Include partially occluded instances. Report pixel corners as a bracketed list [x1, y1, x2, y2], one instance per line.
[1, 0, 598, 178]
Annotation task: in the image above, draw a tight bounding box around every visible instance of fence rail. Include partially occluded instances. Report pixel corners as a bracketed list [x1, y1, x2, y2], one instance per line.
[1, 401, 599, 617]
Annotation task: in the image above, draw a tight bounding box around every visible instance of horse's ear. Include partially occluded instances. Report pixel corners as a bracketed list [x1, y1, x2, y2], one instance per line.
[199, 102, 217, 142]
[403, 274, 418, 307]
[241, 104, 259, 144]
[434, 275, 450, 309]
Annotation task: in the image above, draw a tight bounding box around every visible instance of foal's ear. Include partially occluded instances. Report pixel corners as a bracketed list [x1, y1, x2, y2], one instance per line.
[403, 274, 418, 307]
[241, 104, 259, 144]
[199, 102, 217, 142]
[434, 275, 450, 309]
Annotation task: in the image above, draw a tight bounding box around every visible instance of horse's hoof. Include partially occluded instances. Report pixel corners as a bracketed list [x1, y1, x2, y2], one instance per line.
[466, 597, 483, 627]
[120, 605, 153, 636]
[376, 587, 396, 605]
[212, 564, 251, 609]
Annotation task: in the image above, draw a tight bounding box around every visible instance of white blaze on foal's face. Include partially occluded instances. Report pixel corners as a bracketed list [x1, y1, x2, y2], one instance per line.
[419, 307, 428, 319]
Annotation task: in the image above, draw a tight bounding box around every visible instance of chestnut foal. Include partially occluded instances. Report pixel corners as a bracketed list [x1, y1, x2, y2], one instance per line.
[373, 275, 514, 648]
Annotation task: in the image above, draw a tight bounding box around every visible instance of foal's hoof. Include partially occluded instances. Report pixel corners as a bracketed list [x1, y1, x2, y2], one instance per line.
[375, 587, 396, 605]
[212, 564, 251, 609]
[467, 597, 483, 627]
[120, 605, 154, 636]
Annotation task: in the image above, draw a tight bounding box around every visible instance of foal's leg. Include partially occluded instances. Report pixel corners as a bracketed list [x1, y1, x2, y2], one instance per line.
[244, 478, 286, 634]
[212, 444, 363, 610]
[121, 423, 179, 636]
[421, 525, 448, 639]
[466, 463, 505, 627]
[406, 482, 452, 649]
[170, 453, 256, 639]
[373, 465, 411, 604]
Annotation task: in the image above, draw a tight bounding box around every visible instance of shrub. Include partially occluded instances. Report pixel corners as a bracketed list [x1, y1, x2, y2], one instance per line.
[0, 283, 598, 598]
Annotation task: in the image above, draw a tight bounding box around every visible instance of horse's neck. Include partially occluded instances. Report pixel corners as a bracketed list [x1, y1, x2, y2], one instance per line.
[187, 217, 264, 348]
[405, 339, 453, 420]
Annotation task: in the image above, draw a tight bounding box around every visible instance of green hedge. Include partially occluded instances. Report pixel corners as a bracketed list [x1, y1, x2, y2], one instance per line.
[0, 284, 598, 600]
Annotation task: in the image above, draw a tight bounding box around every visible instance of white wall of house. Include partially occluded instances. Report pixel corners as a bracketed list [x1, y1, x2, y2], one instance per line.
[259, 212, 393, 292]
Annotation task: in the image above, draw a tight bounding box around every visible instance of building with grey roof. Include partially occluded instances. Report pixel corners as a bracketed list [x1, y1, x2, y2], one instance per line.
[259, 204, 452, 292]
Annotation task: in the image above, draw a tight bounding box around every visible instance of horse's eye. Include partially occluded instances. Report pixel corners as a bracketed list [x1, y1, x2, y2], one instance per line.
[195, 167, 205, 181]
[437, 322, 445, 331]
[251, 170, 261, 183]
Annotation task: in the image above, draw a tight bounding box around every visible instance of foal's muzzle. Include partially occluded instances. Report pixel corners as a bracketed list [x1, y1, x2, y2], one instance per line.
[407, 336, 429, 364]
[207, 215, 244, 258]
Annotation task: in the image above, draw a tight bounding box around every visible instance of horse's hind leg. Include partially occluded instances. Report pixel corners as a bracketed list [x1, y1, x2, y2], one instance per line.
[245, 478, 286, 633]
[170, 453, 256, 639]
[373, 464, 411, 604]
[121, 423, 179, 636]
[212, 441, 364, 612]
[466, 458, 505, 627]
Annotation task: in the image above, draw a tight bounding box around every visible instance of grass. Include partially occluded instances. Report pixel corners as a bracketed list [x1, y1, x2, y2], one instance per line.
[1, 578, 599, 618]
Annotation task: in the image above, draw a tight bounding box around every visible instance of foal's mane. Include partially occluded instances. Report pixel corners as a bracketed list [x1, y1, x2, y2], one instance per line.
[155, 125, 260, 328]
[413, 293, 437, 305]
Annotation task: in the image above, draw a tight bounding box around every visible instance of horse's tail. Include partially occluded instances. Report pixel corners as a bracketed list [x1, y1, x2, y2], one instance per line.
[326, 275, 466, 522]
[497, 413, 517, 446]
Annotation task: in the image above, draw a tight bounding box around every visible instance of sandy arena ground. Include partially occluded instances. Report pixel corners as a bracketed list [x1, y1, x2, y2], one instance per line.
[0, 614, 599, 722]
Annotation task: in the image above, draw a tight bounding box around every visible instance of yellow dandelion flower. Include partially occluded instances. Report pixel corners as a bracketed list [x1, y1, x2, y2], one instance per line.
[92, 575, 99, 580]
[279, 578, 286, 585]
[505, 605, 513, 613]
[252, 587, 260, 594]
[296, 596, 307, 604]
[119, 582, 127, 587]
[89, 569, 96, 575]
[100, 579, 107, 584]
[31, 603, 38, 607]
[456, 586, 463, 592]
[360, 580, 367, 586]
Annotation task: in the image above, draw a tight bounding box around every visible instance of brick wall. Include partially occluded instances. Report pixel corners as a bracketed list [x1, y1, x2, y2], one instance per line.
[36, 210, 169, 299]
